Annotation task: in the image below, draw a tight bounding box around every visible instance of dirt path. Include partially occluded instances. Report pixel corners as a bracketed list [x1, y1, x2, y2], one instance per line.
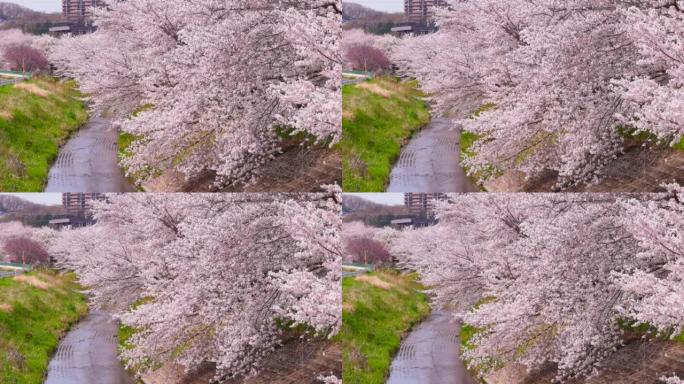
[387, 311, 476, 384]
[45, 310, 133, 384]
[387, 119, 477, 193]
[45, 118, 134, 192]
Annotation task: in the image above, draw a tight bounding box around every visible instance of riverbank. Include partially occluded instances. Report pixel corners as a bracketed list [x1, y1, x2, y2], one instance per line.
[340, 77, 430, 192]
[0, 78, 88, 191]
[0, 270, 87, 383]
[461, 316, 684, 383]
[338, 269, 430, 384]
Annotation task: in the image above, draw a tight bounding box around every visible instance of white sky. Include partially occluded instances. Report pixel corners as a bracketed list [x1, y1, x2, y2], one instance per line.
[0, 193, 61, 205]
[3, 0, 61, 13]
[347, 0, 404, 12]
[345, 193, 404, 206]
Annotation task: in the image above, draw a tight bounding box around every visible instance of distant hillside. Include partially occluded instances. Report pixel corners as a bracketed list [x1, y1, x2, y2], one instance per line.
[0, 194, 65, 226]
[0, 194, 45, 212]
[343, 195, 391, 213]
[343, 195, 411, 227]
[342, 2, 406, 35]
[0, 2, 64, 35]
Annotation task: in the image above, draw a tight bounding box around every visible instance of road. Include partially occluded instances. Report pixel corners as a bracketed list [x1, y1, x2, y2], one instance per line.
[387, 311, 477, 384]
[45, 310, 133, 384]
[387, 118, 477, 193]
[45, 118, 134, 192]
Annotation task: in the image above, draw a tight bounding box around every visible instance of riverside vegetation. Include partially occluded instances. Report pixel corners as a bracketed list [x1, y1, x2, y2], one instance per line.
[0, 270, 87, 384]
[341, 77, 430, 192]
[0, 78, 87, 191]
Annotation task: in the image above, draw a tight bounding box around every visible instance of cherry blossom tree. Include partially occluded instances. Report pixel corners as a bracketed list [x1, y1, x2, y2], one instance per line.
[0, 29, 35, 69]
[617, 3, 684, 144]
[379, 189, 684, 381]
[49, 0, 342, 189]
[345, 45, 391, 72]
[390, 1, 684, 188]
[615, 184, 684, 336]
[3, 44, 49, 73]
[3, 236, 49, 265]
[50, 192, 342, 380]
[345, 237, 391, 264]
[0, 222, 55, 263]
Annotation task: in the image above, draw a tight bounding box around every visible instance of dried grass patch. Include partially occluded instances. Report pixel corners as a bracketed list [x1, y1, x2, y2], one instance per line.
[0, 302, 12, 312]
[356, 82, 393, 98]
[343, 301, 355, 312]
[356, 274, 393, 290]
[15, 82, 50, 97]
[14, 274, 51, 290]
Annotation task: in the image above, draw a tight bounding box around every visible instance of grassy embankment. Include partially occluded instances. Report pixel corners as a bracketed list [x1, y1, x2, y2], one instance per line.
[0, 270, 87, 384]
[337, 269, 431, 384]
[340, 77, 430, 192]
[0, 78, 88, 191]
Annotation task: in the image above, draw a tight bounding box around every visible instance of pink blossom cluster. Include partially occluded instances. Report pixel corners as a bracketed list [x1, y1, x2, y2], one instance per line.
[378, 188, 684, 381]
[390, 1, 684, 187]
[49, 0, 341, 188]
[50, 192, 341, 379]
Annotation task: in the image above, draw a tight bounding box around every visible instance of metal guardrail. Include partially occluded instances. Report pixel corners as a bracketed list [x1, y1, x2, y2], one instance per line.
[342, 70, 373, 85]
[0, 70, 31, 78]
[343, 78, 367, 85]
[342, 262, 374, 277]
[0, 70, 30, 87]
[0, 262, 32, 270]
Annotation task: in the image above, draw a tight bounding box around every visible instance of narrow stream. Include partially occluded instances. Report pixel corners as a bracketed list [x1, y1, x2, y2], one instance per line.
[45, 310, 133, 384]
[45, 118, 134, 192]
[387, 311, 477, 384]
[387, 118, 477, 193]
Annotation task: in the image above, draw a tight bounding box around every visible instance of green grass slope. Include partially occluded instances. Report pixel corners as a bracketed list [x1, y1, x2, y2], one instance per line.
[0, 270, 87, 384]
[337, 270, 430, 384]
[0, 78, 88, 191]
[340, 77, 430, 192]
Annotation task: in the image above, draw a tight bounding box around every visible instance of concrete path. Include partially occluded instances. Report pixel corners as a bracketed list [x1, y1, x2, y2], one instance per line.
[45, 311, 133, 384]
[45, 118, 134, 192]
[387, 118, 477, 193]
[387, 311, 477, 384]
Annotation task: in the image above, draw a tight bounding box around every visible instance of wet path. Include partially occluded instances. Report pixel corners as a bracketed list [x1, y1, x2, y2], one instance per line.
[45, 118, 134, 192]
[45, 311, 133, 384]
[388, 118, 477, 193]
[387, 311, 476, 384]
